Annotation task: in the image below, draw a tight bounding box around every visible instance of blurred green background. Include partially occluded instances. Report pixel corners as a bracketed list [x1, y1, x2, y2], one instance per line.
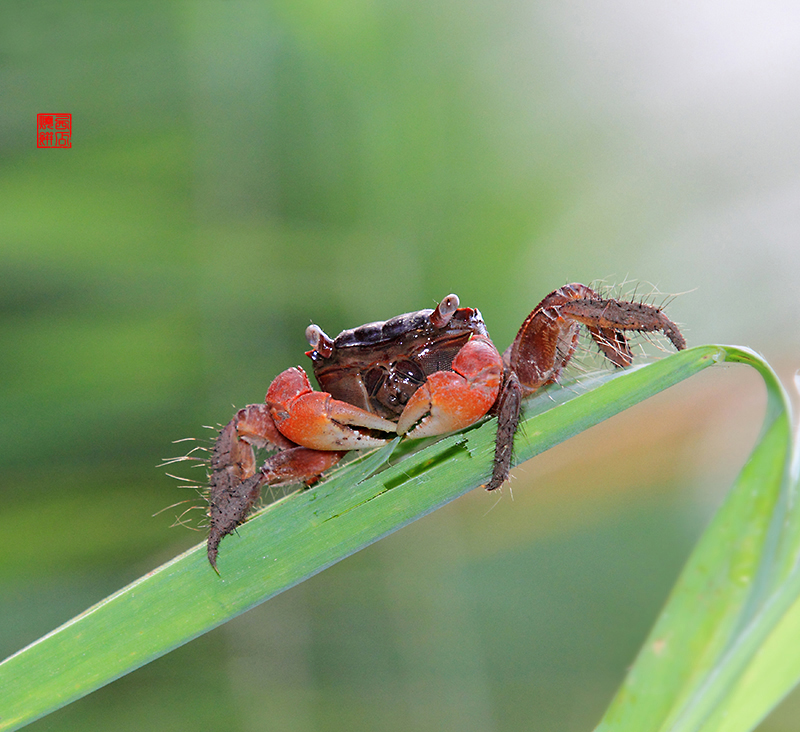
[2, 2, 799, 730]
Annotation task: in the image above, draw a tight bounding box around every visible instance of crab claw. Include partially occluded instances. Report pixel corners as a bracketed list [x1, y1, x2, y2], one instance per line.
[396, 334, 503, 438]
[267, 367, 397, 450]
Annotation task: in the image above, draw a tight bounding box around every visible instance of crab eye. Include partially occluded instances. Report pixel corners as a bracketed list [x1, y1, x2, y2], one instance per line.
[430, 293, 460, 328]
[305, 324, 334, 357]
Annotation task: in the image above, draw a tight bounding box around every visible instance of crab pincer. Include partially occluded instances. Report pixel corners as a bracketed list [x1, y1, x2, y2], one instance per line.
[395, 334, 502, 438]
[267, 366, 397, 450]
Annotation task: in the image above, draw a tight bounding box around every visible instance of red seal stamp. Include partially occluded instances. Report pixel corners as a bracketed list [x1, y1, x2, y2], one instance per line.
[37, 114, 72, 148]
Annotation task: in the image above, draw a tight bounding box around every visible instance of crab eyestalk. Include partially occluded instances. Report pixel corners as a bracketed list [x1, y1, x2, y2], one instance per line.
[306, 324, 334, 358]
[430, 293, 460, 328]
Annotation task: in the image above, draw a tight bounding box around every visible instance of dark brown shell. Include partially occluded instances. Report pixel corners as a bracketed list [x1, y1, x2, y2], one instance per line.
[307, 307, 488, 420]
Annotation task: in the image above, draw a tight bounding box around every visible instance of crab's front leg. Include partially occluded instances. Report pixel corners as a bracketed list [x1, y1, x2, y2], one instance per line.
[208, 367, 399, 570]
[207, 403, 347, 570]
[395, 334, 503, 438]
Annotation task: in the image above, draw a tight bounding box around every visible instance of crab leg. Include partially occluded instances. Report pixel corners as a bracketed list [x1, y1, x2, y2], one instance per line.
[486, 283, 686, 492]
[207, 403, 347, 569]
[484, 370, 522, 492]
[503, 283, 686, 395]
[561, 297, 686, 358]
[396, 334, 503, 438]
[207, 367, 399, 570]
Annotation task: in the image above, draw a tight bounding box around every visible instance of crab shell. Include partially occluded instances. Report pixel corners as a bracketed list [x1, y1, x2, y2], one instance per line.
[307, 305, 492, 421]
[262, 300, 505, 452]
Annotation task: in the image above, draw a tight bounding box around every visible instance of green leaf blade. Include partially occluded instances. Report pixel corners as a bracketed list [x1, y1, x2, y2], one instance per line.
[596, 346, 797, 732]
[0, 346, 738, 731]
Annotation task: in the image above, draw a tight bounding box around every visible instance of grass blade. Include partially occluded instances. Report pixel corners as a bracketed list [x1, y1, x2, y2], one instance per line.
[0, 346, 734, 730]
[596, 346, 796, 732]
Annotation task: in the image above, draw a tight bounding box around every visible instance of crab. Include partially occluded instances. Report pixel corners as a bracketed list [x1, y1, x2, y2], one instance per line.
[206, 283, 686, 569]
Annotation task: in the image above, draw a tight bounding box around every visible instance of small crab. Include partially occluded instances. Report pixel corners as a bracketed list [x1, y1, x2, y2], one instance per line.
[206, 283, 685, 568]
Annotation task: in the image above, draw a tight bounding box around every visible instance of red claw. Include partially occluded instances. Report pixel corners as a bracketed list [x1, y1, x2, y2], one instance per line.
[396, 334, 502, 438]
[267, 367, 397, 450]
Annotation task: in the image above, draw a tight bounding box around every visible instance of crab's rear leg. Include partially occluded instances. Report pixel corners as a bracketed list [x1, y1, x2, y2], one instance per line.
[207, 403, 345, 570]
[560, 296, 686, 363]
[487, 283, 686, 492]
[504, 283, 685, 394]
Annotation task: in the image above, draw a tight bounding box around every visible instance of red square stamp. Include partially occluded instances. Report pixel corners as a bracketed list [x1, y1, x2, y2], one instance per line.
[37, 113, 72, 148]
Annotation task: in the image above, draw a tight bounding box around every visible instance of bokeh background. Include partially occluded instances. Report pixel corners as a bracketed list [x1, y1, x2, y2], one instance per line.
[2, 2, 799, 730]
